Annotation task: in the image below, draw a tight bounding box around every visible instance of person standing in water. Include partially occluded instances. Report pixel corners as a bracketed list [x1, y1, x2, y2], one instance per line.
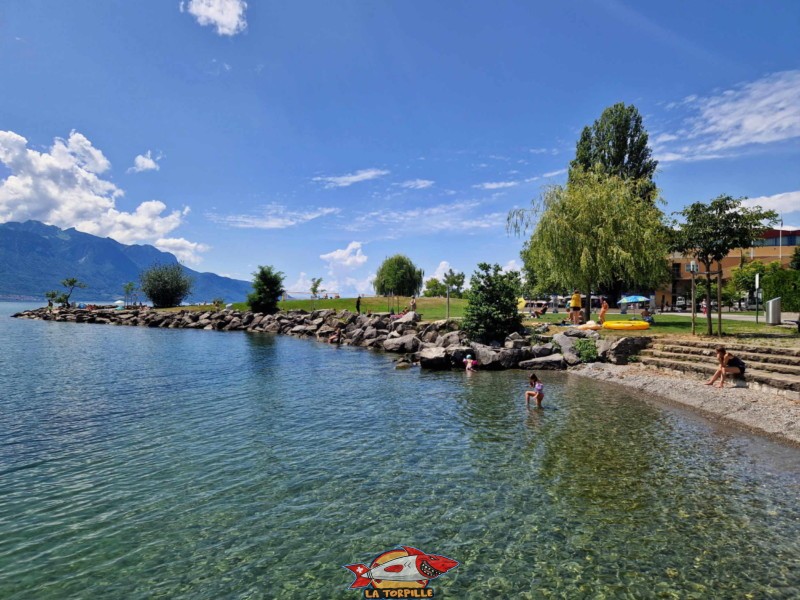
[525, 373, 544, 408]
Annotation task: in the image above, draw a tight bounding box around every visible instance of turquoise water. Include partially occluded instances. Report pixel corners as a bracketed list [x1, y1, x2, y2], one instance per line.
[1, 302, 799, 598]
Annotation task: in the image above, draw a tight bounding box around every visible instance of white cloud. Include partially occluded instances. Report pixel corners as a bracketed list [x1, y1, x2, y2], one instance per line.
[542, 169, 567, 178]
[0, 130, 204, 259]
[154, 237, 211, 265]
[432, 260, 451, 281]
[320, 242, 368, 277]
[502, 259, 521, 273]
[127, 150, 162, 173]
[180, 0, 247, 36]
[320, 242, 375, 294]
[742, 190, 800, 215]
[400, 179, 435, 189]
[207, 204, 339, 229]
[473, 181, 518, 190]
[313, 168, 389, 188]
[529, 148, 549, 154]
[655, 71, 800, 162]
[287, 272, 314, 295]
[347, 200, 506, 235]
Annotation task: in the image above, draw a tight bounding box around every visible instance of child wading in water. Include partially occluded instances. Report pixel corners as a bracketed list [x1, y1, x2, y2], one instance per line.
[525, 373, 544, 408]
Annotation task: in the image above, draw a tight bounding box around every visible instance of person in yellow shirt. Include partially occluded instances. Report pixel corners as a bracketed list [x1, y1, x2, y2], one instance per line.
[570, 289, 582, 324]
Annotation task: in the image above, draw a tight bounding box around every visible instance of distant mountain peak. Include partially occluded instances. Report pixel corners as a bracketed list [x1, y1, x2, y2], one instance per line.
[0, 220, 252, 302]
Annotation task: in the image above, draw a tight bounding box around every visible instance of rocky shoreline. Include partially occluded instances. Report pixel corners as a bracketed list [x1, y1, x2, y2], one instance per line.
[571, 362, 800, 446]
[12, 306, 647, 370]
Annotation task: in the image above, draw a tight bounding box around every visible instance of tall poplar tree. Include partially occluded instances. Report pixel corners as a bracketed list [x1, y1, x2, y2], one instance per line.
[569, 102, 658, 204]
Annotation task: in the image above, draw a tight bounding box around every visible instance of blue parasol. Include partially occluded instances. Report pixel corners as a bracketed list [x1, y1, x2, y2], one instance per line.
[619, 295, 650, 303]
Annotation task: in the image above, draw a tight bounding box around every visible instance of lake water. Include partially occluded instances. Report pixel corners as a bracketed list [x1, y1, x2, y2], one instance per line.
[1, 302, 799, 598]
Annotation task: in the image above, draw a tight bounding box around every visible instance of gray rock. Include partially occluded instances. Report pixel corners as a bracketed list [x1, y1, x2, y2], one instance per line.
[607, 336, 652, 365]
[552, 332, 581, 366]
[383, 334, 421, 353]
[445, 345, 473, 367]
[530, 343, 554, 358]
[435, 330, 462, 348]
[419, 347, 450, 369]
[519, 353, 567, 370]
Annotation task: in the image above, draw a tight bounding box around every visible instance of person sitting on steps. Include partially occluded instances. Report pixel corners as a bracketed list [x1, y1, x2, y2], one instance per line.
[704, 346, 746, 388]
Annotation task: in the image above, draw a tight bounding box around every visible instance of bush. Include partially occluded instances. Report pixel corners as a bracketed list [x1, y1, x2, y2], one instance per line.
[248, 265, 285, 314]
[462, 263, 522, 344]
[763, 268, 800, 311]
[573, 338, 598, 363]
[140, 264, 193, 308]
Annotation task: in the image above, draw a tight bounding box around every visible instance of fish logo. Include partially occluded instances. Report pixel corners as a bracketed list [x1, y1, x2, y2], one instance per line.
[344, 546, 458, 597]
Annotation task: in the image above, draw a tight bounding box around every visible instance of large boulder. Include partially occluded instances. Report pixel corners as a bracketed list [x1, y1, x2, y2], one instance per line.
[469, 343, 521, 370]
[605, 336, 652, 365]
[552, 332, 581, 366]
[383, 334, 421, 353]
[519, 354, 567, 370]
[445, 345, 473, 367]
[418, 347, 450, 369]
[436, 330, 462, 348]
[529, 343, 554, 358]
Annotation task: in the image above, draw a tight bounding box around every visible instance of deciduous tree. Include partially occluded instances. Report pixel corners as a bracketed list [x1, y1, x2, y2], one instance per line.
[374, 255, 424, 297]
[442, 269, 466, 299]
[509, 170, 670, 322]
[140, 264, 194, 308]
[672, 195, 778, 335]
[422, 277, 447, 297]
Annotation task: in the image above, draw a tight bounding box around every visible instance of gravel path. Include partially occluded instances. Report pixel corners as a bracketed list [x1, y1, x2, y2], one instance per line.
[570, 362, 800, 447]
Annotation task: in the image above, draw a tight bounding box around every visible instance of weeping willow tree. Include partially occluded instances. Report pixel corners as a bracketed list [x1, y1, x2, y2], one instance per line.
[509, 169, 670, 322]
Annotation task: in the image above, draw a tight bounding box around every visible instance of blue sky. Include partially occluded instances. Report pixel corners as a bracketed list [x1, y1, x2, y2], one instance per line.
[1, 0, 798, 296]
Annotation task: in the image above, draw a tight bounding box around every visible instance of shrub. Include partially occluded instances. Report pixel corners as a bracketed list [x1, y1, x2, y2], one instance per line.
[763, 268, 800, 312]
[462, 263, 522, 344]
[248, 265, 285, 314]
[574, 338, 598, 363]
[140, 263, 194, 308]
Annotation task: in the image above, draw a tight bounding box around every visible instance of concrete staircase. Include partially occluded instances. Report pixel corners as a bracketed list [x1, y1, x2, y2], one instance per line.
[639, 340, 800, 401]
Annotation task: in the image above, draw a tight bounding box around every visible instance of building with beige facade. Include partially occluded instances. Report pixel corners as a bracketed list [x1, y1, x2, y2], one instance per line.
[656, 228, 799, 307]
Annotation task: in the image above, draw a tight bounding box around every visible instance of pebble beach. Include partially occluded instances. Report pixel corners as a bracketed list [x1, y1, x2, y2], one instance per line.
[571, 362, 800, 446]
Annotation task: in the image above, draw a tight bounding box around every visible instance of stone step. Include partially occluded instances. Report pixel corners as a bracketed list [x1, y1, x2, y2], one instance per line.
[645, 346, 800, 371]
[639, 356, 800, 398]
[669, 339, 800, 358]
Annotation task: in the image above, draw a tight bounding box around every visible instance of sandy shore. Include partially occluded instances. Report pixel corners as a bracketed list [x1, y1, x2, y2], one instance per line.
[570, 362, 800, 447]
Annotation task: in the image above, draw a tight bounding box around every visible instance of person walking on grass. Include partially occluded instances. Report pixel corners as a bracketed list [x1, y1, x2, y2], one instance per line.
[570, 289, 582, 325]
[355, 295, 361, 315]
[704, 346, 746, 388]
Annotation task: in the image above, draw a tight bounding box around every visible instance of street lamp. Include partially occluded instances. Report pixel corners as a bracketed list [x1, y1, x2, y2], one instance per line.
[779, 215, 784, 262]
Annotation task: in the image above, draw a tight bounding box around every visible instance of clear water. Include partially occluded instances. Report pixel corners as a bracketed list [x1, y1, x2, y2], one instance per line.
[1, 302, 799, 599]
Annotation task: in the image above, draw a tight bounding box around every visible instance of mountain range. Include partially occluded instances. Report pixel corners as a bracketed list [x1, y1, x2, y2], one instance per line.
[0, 221, 252, 303]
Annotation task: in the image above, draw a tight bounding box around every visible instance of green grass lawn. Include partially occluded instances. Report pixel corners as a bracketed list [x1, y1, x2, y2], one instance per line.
[522, 311, 798, 339]
[230, 296, 469, 320]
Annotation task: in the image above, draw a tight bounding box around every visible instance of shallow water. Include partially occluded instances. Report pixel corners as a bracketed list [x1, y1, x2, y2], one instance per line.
[1, 303, 799, 598]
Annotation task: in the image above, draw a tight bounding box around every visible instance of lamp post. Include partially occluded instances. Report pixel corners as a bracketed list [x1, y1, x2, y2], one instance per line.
[687, 260, 699, 335]
[779, 216, 784, 263]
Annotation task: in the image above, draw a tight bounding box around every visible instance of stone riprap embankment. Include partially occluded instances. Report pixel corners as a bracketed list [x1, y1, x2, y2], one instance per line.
[12, 307, 645, 371]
